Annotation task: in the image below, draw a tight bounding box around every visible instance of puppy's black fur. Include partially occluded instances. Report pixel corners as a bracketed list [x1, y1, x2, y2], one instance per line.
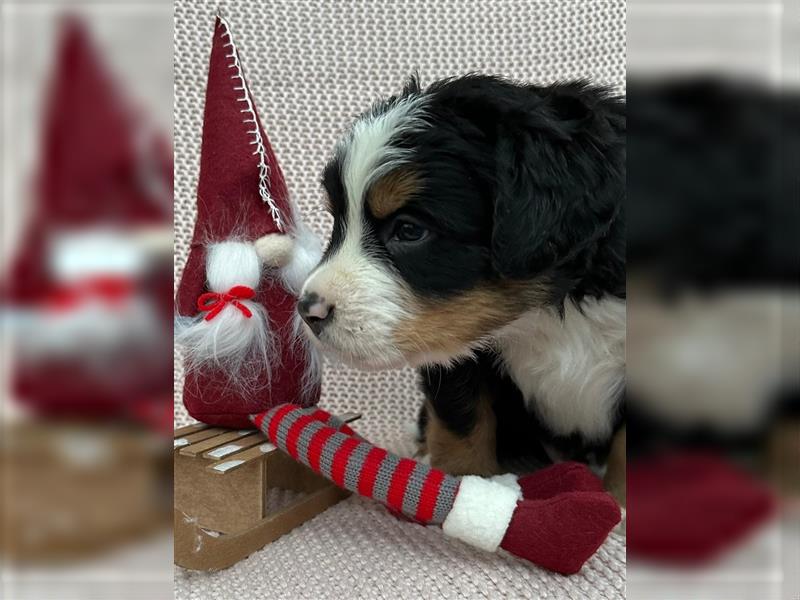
[323, 75, 626, 469]
[322, 75, 625, 307]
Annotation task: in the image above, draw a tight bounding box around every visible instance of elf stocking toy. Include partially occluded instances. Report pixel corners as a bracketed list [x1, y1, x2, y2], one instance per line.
[252, 404, 622, 575]
[175, 15, 322, 427]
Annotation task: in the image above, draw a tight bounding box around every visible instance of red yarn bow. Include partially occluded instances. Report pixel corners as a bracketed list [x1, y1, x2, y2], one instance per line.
[46, 275, 134, 311]
[197, 285, 255, 321]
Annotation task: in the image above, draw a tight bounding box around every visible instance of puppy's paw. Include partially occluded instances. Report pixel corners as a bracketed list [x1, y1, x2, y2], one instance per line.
[254, 233, 294, 267]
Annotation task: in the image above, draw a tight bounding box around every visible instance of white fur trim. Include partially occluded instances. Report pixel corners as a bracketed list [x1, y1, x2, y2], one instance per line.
[281, 218, 322, 295]
[442, 476, 519, 553]
[206, 241, 261, 291]
[489, 473, 522, 497]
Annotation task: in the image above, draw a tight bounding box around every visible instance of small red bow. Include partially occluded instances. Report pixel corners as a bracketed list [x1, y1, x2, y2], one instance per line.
[197, 285, 255, 321]
[46, 275, 134, 311]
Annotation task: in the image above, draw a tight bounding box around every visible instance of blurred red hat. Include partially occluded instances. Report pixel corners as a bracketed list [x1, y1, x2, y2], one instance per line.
[6, 15, 172, 304]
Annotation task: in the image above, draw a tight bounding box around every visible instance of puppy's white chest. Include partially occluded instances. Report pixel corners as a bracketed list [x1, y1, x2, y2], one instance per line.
[495, 297, 626, 443]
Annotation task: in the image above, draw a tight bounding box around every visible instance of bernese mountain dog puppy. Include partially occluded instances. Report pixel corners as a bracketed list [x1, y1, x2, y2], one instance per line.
[298, 74, 626, 499]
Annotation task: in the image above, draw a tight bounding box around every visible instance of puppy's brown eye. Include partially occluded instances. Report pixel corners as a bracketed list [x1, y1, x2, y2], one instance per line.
[392, 220, 428, 243]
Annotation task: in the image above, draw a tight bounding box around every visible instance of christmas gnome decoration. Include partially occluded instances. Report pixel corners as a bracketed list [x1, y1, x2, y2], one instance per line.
[175, 15, 322, 428]
[3, 16, 173, 421]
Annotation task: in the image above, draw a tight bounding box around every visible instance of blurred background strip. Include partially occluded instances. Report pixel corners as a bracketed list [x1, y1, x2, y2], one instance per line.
[1, 2, 173, 600]
[627, 1, 799, 599]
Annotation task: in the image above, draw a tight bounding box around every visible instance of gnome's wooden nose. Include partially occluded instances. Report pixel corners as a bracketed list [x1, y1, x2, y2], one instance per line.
[298, 292, 334, 336]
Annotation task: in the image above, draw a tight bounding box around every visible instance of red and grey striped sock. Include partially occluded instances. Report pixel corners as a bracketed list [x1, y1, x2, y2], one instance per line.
[251, 404, 621, 575]
[253, 403, 459, 524]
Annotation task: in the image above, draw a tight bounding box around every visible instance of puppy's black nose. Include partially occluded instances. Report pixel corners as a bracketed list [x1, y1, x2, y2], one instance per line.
[298, 292, 334, 336]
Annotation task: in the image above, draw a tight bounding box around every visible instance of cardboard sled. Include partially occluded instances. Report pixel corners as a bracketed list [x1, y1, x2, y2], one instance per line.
[174, 414, 359, 571]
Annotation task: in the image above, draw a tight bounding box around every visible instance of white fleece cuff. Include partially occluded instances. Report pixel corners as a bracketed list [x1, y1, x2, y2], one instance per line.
[489, 473, 521, 496]
[442, 476, 521, 552]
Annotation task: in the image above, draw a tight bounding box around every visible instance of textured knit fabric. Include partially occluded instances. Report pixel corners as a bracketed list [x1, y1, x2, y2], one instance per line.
[175, 1, 625, 596]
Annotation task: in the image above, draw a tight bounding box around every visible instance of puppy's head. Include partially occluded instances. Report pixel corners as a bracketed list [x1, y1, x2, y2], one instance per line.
[300, 75, 625, 369]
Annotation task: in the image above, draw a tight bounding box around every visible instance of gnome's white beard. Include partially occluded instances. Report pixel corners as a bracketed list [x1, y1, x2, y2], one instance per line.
[176, 240, 276, 390]
[176, 232, 324, 401]
[16, 298, 159, 361]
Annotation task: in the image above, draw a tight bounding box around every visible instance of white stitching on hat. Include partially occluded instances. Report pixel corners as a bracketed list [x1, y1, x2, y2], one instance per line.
[217, 15, 284, 232]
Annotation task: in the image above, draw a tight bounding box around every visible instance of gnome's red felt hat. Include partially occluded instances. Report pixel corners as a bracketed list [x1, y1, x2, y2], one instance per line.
[176, 14, 295, 318]
[176, 15, 319, 428]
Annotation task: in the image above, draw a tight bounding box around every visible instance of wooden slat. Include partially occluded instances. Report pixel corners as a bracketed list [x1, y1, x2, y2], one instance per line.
[173, 427, 226, 450]
[179, 429, 256, 457]
[177, 411, 359, 457]
[207, 442, 277, 475]
[201, 432, 266, 460]
[174, 423, 208, 438]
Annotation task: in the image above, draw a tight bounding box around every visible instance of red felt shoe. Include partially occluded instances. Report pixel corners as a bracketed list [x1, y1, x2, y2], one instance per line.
[501, 490, 622, 575]
[627, 451, 775, 563]
[517, 462, 606, 500]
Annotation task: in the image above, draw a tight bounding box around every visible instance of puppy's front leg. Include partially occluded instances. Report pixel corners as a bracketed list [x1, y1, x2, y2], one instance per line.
[604, 425, 626, 506]
[425, 392, 500, 477]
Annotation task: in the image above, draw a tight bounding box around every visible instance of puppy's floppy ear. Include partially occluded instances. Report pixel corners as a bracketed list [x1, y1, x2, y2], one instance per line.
[490, 83, 625, 282]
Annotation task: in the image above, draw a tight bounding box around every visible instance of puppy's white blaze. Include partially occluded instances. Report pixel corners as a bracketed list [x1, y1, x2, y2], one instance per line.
[495, 297, 626, 443]
[339, 96, 428, 263]
[303, 249, 410, 369]
[176, 240, 276, 388]
[301, 97, 427, 368]
[339, 95, 428, 216]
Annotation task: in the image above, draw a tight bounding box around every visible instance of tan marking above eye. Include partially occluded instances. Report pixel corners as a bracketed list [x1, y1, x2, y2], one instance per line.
[366, 168, 420, 219]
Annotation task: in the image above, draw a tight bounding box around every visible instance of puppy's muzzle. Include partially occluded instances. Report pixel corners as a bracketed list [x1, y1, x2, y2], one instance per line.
[298, 292, 334, 336]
